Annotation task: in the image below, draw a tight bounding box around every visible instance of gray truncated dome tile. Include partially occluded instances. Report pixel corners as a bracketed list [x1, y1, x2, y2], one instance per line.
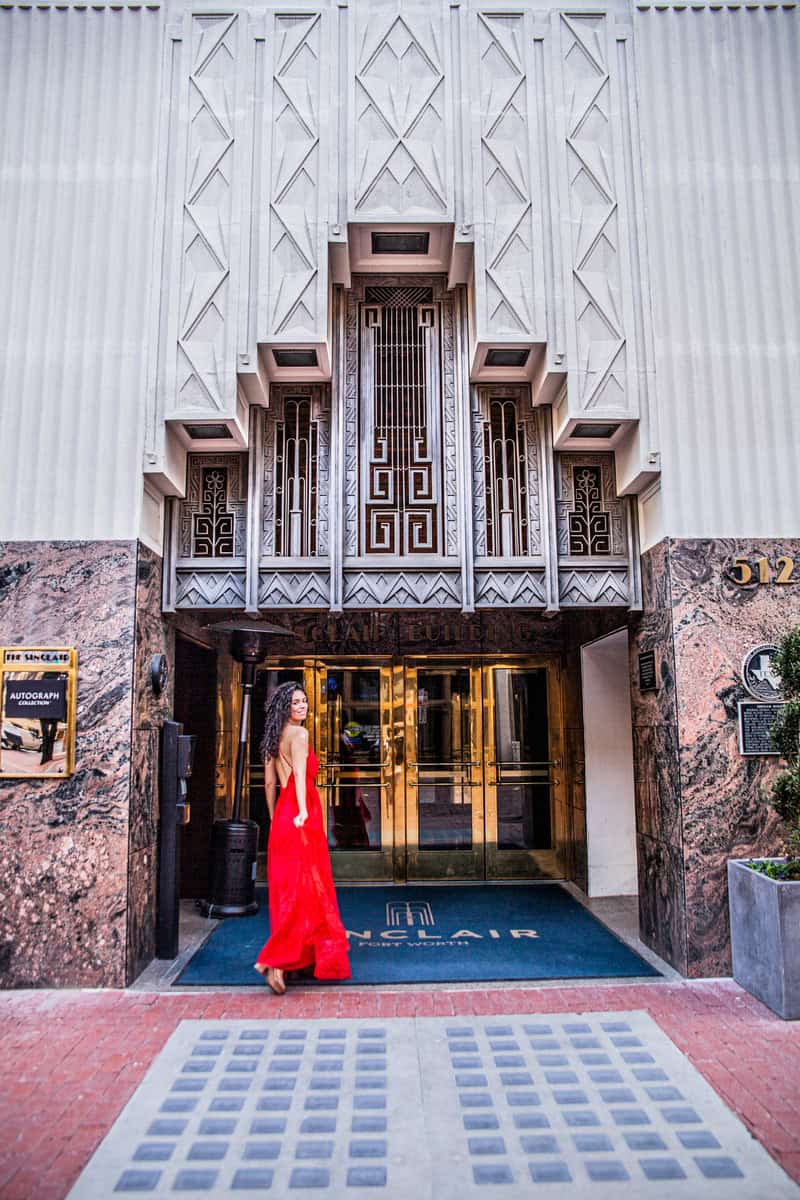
[68, 1013, 798, 1200]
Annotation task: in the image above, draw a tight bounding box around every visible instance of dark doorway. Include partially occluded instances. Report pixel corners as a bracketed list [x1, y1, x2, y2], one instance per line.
[174, 635, 217, 899]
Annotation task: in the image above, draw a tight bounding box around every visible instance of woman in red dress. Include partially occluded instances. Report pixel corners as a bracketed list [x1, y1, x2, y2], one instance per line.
[254, 681, 351, 994]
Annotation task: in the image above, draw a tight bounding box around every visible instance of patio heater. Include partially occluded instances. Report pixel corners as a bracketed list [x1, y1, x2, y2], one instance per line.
[199, 621, 293, 918]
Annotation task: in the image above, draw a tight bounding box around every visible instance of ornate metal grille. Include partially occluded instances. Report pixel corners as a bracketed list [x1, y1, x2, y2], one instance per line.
[568, 466, 611, 555]
[193, 467, 235, 557]
[483, 397, 529, 557]
[274, 396, 318, 556]
[360, 290, 441, 555]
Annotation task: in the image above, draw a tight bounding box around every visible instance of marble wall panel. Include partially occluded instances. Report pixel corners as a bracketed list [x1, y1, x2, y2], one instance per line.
[636, 833, 687, 971]
[0, 540, 137, 988]
[126, 544, 177, 984]
[670, 538, 800, 976]
[628, 539, 686, 972]
[126, 845, 157, 985]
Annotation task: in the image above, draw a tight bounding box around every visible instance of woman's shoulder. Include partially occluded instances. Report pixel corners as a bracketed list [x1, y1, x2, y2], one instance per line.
[285, 724, 309, 750]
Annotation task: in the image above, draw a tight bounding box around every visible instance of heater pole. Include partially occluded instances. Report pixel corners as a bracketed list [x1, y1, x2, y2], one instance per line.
[231, 660, 256, 823]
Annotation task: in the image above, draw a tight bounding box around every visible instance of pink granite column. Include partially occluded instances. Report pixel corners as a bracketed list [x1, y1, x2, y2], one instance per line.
[630, 537, 800, 976]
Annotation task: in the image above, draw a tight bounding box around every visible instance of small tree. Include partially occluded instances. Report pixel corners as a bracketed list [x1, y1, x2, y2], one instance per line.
[770, 626, 800, 872]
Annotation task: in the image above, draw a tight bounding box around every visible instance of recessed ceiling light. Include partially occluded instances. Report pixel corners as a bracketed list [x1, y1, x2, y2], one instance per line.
[371, 232, 430, 255]
[183, 423, 232, 440]
[485, 347, 530, 368]
[273, 349, 318, 368]
[572, 423, 620, 439]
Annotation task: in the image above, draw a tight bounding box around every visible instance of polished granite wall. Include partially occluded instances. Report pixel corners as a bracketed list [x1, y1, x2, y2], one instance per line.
[0, 540, 179, 988]
[127, 544, 174, 984]
[630, 538, 800, 976]
[0, 541, 138, 987]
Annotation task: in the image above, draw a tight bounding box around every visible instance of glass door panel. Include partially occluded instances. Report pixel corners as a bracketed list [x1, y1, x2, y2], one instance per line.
[405, 661, 484, 878]
[318, 663, 394, 880]
[484, 663, 564, 878]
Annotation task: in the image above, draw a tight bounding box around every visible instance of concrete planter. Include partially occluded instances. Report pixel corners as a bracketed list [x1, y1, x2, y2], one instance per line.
[728, 858, 800, 1020]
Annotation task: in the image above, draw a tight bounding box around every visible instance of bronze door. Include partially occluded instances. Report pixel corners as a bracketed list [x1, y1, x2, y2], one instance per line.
[404, 660, 485, 879]
[317, 662, 396, 881]
[249, 657, 564, 883]
[483, 662, 565, 879]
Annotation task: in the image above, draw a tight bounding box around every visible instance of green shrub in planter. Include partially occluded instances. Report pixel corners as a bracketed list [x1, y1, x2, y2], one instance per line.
[751, 627, 800, 881]
[729, 626, 800, 1018]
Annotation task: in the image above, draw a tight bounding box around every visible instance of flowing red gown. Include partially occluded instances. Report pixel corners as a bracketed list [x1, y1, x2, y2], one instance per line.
[255, 747, 351, 980]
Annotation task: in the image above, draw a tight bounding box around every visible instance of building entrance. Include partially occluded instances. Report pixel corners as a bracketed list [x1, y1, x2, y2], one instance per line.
[249, 658, 565, 883]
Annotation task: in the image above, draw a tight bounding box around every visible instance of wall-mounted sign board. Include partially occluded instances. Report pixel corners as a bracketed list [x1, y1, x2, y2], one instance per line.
[638, 650, 658, 692]
[0, 648, 77, 778]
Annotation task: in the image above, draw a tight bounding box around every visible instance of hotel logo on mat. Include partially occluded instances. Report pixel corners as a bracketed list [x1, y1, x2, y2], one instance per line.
[345, 898, 539, 944]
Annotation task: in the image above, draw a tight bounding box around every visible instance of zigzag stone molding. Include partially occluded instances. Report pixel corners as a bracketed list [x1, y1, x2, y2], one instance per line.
[558, 567, 629, 606]
[258, 570, 330, 609]
[175, 569, 246, 609]
[474, 569, 546, 607]
[343, 569, 461, 608]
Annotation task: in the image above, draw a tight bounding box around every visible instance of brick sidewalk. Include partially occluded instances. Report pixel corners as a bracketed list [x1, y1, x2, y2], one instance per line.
[1, 981, 798, 1199]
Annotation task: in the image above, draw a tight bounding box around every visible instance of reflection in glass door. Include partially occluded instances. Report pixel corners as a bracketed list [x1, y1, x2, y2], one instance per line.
[484, 664, 564, 878]
[405, 662, 484, 878]
[318, 664, 395, 880]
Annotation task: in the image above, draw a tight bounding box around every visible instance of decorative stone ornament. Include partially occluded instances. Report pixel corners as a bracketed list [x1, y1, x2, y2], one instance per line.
[741, 644, 782, 702]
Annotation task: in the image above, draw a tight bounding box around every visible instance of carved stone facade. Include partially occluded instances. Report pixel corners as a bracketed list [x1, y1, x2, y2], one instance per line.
[165, 296, 640, 612]
[352, 7, 449, 219]
[474, 12, 543, 342]
[264, 13, 325, 342]
[172, 13, 242, 417]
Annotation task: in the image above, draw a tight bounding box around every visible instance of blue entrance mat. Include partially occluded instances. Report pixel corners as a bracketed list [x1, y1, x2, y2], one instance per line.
[175, 885, 659, 985]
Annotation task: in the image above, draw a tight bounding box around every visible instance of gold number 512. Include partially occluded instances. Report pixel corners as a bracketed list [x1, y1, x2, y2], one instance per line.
[731, 556, 796, 585]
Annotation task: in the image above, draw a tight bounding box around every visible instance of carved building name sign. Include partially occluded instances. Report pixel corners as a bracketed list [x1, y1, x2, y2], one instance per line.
[255, 610, 567, 657]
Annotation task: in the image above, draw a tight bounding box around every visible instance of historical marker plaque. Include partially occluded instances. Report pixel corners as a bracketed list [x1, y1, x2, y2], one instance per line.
[738, 700, 783, 756]
[638, 650, 658, 692]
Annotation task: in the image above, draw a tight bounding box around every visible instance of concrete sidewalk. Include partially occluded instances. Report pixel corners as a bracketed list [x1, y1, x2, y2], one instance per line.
[1, 980, 799, 1198]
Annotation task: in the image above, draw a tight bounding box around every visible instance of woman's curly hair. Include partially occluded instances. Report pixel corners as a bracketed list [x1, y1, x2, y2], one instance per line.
[260, 680, 307, 760]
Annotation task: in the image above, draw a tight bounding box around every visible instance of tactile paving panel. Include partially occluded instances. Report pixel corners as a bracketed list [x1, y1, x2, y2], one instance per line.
[67, 1013, 798, 1199]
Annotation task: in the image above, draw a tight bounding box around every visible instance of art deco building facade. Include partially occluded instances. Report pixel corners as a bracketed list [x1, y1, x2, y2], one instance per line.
[0, 0, 798, 987]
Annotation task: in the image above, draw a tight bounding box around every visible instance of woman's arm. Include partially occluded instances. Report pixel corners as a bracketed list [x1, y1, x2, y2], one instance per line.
[264, 756, 278, 819]
[290, 726, 310, 827]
